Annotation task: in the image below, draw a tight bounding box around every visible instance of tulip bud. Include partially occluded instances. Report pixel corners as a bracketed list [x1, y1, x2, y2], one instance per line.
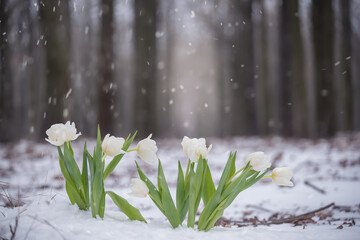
[129, 178, 149, 197]
[245, 152, 271, 171]
[136, 134, 158, 164]
[271, 167, 294, 187]
[102, 134, 126, 157]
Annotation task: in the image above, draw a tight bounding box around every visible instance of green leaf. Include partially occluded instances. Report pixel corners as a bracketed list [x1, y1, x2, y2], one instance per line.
[243, 168, 270, 190]
[136, 162, 164, 214]
[202, 162, 215, 206]
[58, 155, 74, 185]
[187, 164, 196, 227]
[68, 141, 74, 156]
[99, 189, 106, 218]
[123, 131, 137, 150]
[179, 160, 191, 223]
[58, 153, 86, 209]
[107, 191, 147, 223]
[86, 151, 94, 181]
[63, 143, 85, 195]
[103, 153, 125, 180]
[197, 152, 237, 230]
[65, 181, 76, 205]
[65, 180, 87, 210]
[226, 152, 236, 183]
[176, 161, 185, 216]
[199, 166, 255, 231]
[220, 162, 251, 200]
[88, 125, 106, 218]
[103, 131, 137, 180]
[82, 142, 89, 207]
[157, 160, 181, 228]
[187, 157, 206, 228]
[222, 165, 251, 209]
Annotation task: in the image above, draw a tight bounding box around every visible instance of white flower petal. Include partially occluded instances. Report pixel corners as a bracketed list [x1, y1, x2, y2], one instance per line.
[245, 152, 271, 171]
[45, 123, 67, 146]
[129, 178, 149, 198]
[272, 167, 294, 187]
[102, 134, 126, 157]
[181, 136, 212, 162]
[137, 136, 158, 164]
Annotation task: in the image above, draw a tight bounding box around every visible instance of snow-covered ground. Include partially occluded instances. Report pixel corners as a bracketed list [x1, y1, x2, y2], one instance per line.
[1, 134, 360, 239]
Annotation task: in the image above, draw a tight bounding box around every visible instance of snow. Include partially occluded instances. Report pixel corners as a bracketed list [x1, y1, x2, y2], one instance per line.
[1, 134, 360, 239]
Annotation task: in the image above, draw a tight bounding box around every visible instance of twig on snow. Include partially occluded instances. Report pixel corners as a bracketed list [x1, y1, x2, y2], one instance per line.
[246, 204, 273, 213]
[304, 180, 326, 194]
[9, 215, 19, 240]
[265, 202, 335, 225]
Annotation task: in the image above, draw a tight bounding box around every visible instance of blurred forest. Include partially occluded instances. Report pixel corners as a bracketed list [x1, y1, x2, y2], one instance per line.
[0, 0, 359, 141]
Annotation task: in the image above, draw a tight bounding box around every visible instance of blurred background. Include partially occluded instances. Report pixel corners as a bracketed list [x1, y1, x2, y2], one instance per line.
[0, 0, 359, 142]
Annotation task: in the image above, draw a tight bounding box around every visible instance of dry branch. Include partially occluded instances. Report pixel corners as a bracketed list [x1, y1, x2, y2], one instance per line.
[265, 202, 334, 225]
[304, 180, 326, 194]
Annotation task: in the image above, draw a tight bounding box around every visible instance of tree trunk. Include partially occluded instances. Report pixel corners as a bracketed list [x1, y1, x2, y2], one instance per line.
[312, 0, 335, 137]
[98, 0, 115, 136]
[39, 0, 71, 133]
[333, 0, 353, 132]
[253, 0, 268, 135]
[279, 0, 294, 137]
[350, 0, 360, 131]
[280, 0, 306, 137]
[299, 0, 317, 138]
[0, 0, 12, 141]
[133, 0, 158, 138]
[231, 0, 255, 136]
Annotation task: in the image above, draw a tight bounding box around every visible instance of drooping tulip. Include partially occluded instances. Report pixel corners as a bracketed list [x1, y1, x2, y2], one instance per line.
[129, 178, 149, 197]
[136, 134, 158, 164]
[271, 167, 294, 187]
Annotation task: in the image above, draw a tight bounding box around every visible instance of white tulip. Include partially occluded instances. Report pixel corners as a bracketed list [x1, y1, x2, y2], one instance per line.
[245, 151, 271, 171]
[45, 123, 67, 146]
[136, 134, 158, 164]
[271, 167, 294, 187]
[129, 178, 149, 197]
[63, 121, 81, 142]
[181, 136, 212, 163]
[102, 134, 126, 157]
[46, 122, 81, 146]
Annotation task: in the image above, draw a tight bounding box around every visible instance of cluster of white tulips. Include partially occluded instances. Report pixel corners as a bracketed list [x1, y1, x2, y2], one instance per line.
[46, 122, 154, 221]
[46, 122, 293, 231]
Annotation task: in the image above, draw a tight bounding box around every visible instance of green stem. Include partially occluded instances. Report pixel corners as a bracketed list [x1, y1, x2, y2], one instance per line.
[228, 166, 245, 180]
[126, 148, 138, 153]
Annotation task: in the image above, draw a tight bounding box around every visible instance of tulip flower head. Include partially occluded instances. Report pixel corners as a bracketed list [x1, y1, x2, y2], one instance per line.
[181, 136, 212, 163]
[245, 151, 271, 171]
[45, 121, 81, 146]
[102, 134, 126, 157]
[129, 178, 149, 197]
[136, 134, 158, 164]
[64, 121, 82, 142]
[271, 167, 294, 187]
